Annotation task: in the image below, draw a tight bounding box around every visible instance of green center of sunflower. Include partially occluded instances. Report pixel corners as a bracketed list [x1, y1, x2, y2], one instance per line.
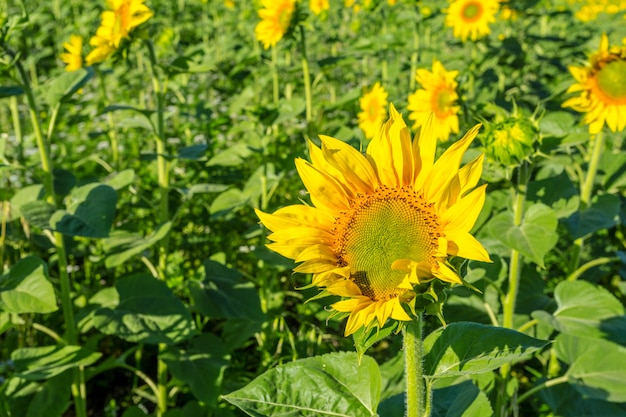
[462, 2, 483, 21]
[596, 60, 626, 102]
[333, 186, 441, 301]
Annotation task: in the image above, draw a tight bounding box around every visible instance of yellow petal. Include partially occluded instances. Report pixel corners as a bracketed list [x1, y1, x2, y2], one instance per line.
[295, 158, 351, 212]
[319, 135, 378, 192]
[441, 184, 487, 232]
[445, 230, 492, 262]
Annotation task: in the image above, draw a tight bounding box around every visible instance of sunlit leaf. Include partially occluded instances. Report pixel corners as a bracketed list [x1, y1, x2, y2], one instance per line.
[103, 222, 172, 268]
[0, 256, 57, 314]
[12, 345, 101, 380]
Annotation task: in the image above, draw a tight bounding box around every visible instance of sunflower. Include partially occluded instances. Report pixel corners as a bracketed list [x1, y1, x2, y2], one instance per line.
[358, 82, 388, 140]
[309, 0, 329, 15]
[407, 60, 460, 141]
[256, 105, 490, 336]
[562, 33, 626, 134]
[444, 0, 500, 42]
[60, 35, 83, 71]
[86, 0, 153, 66]
[255, 0, 296, 49]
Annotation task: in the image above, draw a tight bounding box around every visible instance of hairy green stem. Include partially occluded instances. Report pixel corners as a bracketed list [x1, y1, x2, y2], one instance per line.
[568, 132, 605, 274]
[404, 317, 426, 417]
[146, 40, 171, 417]
[16, 59, 86, 417]
[299, 26, 312, 122]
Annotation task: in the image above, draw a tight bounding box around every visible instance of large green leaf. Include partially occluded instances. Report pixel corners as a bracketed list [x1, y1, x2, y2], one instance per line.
[189, 260, 264, 321]
[103, 222, 172, 268]
[24, 371, 72, 417]
[92, 274, 195, 345]
[8, 184, 45, 221]
[564, 194, 620, 239]
[555, 334, 626, 402]
[223, 352, 381, 417]
[11, 345, 101, 380]
[488, 203, 558, 267]
[0, 256, 57, 314]
[20, 201, 56, 230]
[50, 183, 117, 238]
[423, 322, 548, 379]
[42, 67, 93, 107]
[161, 333, 230, 407]
[431, 380, 493, 417]
[540, 379, 626, 417]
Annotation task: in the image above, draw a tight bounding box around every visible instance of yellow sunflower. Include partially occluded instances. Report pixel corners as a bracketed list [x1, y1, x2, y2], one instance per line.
[86, 0, 153, 66]
[563, 34, 626, 134]
[407, 60, 460, 141]
[444, 0, 500, 42]
[256, 105, 490, 336]
[255, 0, 296, 49]
[60, 35, 83, 71]
[310, 0, 329, 15]
[358, 82, 388, 140]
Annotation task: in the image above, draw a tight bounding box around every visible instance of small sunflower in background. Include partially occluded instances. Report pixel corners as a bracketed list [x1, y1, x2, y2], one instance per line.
[357, 82, 388, 140]
[255, 0, 296, 49]
[407, 59, 460, 141]
[563, 33, 626, 134]
[86, 0, 153, 65]
[444, 0, 501, 42]
[60, 35, 83, 71]
[256, 106, 490, 336]
[309, 0, 329, 16]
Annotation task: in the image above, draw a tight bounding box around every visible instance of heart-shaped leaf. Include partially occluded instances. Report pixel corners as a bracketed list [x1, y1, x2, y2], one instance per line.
[0, 256, 57, 314]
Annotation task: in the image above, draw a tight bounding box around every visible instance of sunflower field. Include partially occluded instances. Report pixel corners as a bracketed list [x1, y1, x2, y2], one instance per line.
[1, 0, 626, 416]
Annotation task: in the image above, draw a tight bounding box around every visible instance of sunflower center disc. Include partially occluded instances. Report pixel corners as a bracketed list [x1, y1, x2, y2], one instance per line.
[436, 89, 454, 115]
[335, 187, 440, 301]
[597, 60, 626, 103]
[462, 2, 483, 21]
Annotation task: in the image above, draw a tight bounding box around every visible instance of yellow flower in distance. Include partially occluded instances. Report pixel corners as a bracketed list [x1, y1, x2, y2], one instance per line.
[408, 60, 460, 141]
[358, 82, 388, 140]
[563, 34, 626, 134]
[256, 105, 490, 336]
[310, 0, 329, 15]
[60, 35, 83, 71]
[86, 0, 153, 65]
[444, 0, 500, 42]
[255, 0, 296, 49]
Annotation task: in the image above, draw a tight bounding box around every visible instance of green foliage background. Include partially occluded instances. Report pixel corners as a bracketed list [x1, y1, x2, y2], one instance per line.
[1, 0, 625, 416]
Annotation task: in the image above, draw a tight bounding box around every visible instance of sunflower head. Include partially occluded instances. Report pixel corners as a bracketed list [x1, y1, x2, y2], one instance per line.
[483, 116, 537, 166]
[358, 82, 389, 140]
[60, 34, 83, 71]
[444, 0, 501, 42]
[408, 59, 461, 141]
[309, 0, 330, 16]
[562, 33, 626, 134]
[255, 0, 301, 49]
[256, 105, 490, 336]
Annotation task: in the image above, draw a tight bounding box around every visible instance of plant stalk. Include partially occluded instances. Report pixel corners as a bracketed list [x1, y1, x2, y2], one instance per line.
[404, 317, 426, 417]
[299, 25, 312, 123]
[271, 45, 279, 104]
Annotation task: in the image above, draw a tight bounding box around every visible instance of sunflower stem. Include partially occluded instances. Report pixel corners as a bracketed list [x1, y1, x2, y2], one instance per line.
[568, 132, 605, 274]
[271, 45, 279, 104]
[95, 66, 119, 167]
[299, 25, 313, 123]
[15, 57, 87, 417]
[409, 9, 420, 92]
[404, 317, 426, 417]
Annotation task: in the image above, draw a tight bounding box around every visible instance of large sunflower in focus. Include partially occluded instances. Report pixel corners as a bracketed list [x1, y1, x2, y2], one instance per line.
[444, 0, 500, 42]
[255, 0, 296, 49]
[256, 106, 490, 335]
[86, 0, 153, 65]
[358, 82, 388, 140]
[408, 60, 460, 141]
[562, 33, 626, 134]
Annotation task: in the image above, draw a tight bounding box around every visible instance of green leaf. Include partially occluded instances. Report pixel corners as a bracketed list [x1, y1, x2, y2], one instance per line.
[11, 345, 101, 380]
[353, 323, 398, 362]
[0, 86, 24, 98]
[20, 201, 56, 230]
[540, 379, 626, 417]
[206, 143, 252, 167]
[50, 183, 117, 238]
[43, 67, 93, 107]
[548, 280, 626, 342]
[177, 144, 208, 160]
[8, 185, 45, 221]
[430, 380, 493, 417]
[527, 172, 579, 219]
[488, 203, 558, 267]
[242, 163, 282, 209]
[25, 371, 72, 417]
[161, 333, 230, 407]
[103, 222, 172, 268]
[564, 194, 620, 239]
[105, 169, 136, 190]
[223, 352, 381, 417]
[188, 260, 264, 321]
[209, 188, 247, 216]
[0, 256, 57, 314]
[539, 111, 576, 138]
[92, 274, 195, 345]
[555, 334, 626, 402]
[423, 322, 548, 379]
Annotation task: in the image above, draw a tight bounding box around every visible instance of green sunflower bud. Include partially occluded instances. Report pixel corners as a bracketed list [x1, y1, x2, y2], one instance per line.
[483, 117, 537, 166]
